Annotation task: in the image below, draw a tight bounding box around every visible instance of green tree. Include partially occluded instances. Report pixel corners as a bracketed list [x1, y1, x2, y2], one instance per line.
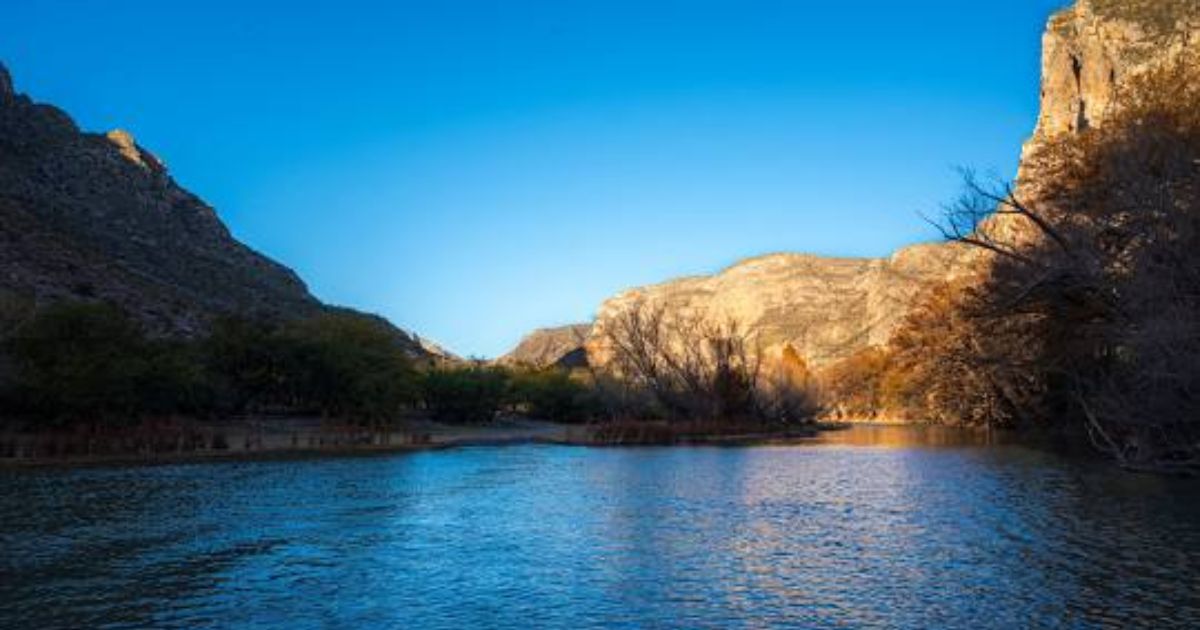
[510, 368, 599, 423]
[203, 316, 289, 413]
[7, 302, 149, 423]
[278, 311, 420, 421]
[422, 366, 510, 424]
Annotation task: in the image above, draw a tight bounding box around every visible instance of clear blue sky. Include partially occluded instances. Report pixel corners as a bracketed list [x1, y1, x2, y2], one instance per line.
[1, 0, 1066, 357]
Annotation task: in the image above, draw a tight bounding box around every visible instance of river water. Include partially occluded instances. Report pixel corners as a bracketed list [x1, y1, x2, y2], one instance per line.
[2, 425, 1198, 628]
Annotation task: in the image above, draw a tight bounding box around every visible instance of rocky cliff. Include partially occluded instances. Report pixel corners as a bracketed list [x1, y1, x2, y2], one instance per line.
[1032, 0, 1199, 143]
[525, 0, 1200, 370]
[0, 62, 322, 335]
[0, 62, 426, 356]
[499, 324, 592, 368]
[987, 0, 1200, 246]
[587, 244, 970, 368]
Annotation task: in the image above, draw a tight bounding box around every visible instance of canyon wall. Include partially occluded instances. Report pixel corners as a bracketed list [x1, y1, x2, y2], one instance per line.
[510, 0, 1200, 370]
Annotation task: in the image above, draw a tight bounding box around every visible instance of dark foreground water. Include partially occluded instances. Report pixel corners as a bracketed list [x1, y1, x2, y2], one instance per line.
[2, 426, 1199, 629]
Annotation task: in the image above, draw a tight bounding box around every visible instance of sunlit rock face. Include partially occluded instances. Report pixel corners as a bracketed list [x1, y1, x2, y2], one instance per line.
[104, 129, 167, 175]
[581, 0, 1200, 369]
[499, 324, 592, 368]
[1032, 0, 1200, 142]
[587, 243, 971, 368]
[981, 0, 1200, 246]
[0, 62, 320, 336]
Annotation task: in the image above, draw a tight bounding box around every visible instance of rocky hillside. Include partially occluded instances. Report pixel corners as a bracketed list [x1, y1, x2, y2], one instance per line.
[521, 0, 1200, 370]
[0, 62, 323, 335]
[0, 62, 428, 356]
[588, 244, 970, 368]
[499, 324, 592, 368]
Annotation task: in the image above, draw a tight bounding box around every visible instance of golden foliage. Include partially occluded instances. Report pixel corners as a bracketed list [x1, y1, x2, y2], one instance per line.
[900, 53, 1200, 469]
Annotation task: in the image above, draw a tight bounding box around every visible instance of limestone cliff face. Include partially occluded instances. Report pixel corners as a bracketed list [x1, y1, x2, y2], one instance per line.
[586, 244, 969, 368]
[572, 0, 1200, 370]
[1032, 0, 1199, 142]
[985, 0, 1200, 245]
[499, 324, 592, 368]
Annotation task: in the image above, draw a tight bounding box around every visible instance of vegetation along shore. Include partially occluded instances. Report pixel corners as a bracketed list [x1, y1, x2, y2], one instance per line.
[3, 0, 1200, 474]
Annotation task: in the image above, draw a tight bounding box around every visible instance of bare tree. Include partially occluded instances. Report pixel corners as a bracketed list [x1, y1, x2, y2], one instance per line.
[921, 56, 1200, 474]
[600, 300, 818, 425]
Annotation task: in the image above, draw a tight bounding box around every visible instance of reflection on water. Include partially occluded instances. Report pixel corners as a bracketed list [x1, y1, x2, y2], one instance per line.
[806, 423, 1010, 448]
[2, 425, 1199, 628]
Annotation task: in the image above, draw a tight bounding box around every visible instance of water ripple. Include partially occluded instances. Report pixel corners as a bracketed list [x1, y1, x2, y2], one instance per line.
[2, 427, 1199, 629]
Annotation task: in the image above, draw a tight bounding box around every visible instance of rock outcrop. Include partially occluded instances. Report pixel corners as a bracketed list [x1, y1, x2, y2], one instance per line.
[544, 0, 1200, 371]
[0, 62, 428, 356]
[414, 335, 462, 363]
[587, 244, 970, 368]
[987, 0, 1200, 244]
[499, 324, 592, 368]
[1032, 0, 1199, 143]
[0, 62, 319, 335]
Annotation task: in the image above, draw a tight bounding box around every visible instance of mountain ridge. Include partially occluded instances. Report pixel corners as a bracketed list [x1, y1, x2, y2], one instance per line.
[504, 0, 1200, 370]
[0, 61, 431, 357]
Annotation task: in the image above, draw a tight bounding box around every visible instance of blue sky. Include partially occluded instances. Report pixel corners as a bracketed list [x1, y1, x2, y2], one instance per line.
[1, 0, 1066, 357]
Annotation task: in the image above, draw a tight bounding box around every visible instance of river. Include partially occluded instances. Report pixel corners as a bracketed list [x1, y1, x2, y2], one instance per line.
[2, 425, 1198, 628]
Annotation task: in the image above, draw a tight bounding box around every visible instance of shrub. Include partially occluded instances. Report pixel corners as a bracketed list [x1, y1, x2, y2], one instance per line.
[276, 311, 421, 422]
[203, 311, 421, 422]
[1, 304, 423, 428]
[203, 316, 288, 413]
[818, 347, 890, 419]
[599, 302, 822, 424]
[6, 302, 151, 423]
[509, 368, 600, 423]
[3, 302, 214, 425]
[421, 365, 509, 424]
[923, 55, 1200, 471]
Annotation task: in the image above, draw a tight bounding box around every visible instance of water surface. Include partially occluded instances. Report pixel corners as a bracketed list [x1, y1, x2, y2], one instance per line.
[2, 425, 1199, 628]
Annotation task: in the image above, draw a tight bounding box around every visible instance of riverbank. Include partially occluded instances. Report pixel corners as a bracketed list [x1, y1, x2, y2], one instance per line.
[0, 417, 834, 468]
